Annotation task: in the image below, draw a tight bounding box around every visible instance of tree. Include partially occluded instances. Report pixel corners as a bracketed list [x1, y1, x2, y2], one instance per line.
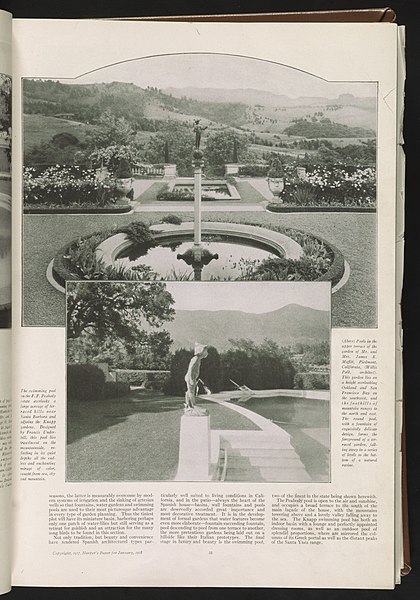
[146, 122, 195, 176]
[204, 129, 250, 175]
[164, 348, 193, 396]
[0, 74, 11, 132]
[88, 108, 135, 149]
[199, 346, 223, 393]
[223, 338, 296, 390]
[67, 281, 175, 341]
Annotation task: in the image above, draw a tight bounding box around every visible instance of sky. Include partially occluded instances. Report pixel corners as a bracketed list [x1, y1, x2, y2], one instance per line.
[66, 53, 376, 99]
[164, 281, 330, 313]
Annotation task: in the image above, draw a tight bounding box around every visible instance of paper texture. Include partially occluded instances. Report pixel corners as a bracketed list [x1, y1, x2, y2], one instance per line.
[7, 19, 403, 589]
[0, 8, 12, 596]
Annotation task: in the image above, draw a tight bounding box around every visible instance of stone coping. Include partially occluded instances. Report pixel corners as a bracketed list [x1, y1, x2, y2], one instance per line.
[207, 389, 330, 402]
[96, 221, 304, 264]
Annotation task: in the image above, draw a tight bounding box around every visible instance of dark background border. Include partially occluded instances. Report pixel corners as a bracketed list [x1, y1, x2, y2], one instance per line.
[2, 0, 419, 598]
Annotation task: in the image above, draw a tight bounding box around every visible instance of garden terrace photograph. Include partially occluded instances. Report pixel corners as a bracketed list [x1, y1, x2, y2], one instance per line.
[0, 72, 11, 328]
[22, 53, 377, 328]
[66, 280, 331, 483]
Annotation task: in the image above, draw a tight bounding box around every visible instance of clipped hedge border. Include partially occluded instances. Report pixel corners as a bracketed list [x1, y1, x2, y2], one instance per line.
[52, 241, 81, 288]
[315, 239, 345, 287]
[266, 203, 375, 214]
[52, 220, 345, 290]
[24, 205, 131, 215]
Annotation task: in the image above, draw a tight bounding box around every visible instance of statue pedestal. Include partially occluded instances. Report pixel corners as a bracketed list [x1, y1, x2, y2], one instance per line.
[175, 414, 211, 481]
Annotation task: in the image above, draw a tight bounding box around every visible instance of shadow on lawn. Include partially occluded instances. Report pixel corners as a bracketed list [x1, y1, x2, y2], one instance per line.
[67, 389, 184, 444]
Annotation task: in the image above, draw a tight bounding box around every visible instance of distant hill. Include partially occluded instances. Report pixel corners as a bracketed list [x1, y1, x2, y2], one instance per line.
[165, 87, 376, 110]
[165, 304, 330, 352]
[23, 79, 376, 141]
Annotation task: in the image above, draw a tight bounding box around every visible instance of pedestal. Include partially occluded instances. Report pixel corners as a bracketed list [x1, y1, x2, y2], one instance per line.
[163, 164, 177, 178]
[175, 414, 211, 481]
[225, 163, 240, 175]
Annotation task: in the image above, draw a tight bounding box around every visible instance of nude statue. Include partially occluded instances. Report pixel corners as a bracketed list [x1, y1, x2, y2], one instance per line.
[193, 119, 207, 151]
[184, 343, 209, 415]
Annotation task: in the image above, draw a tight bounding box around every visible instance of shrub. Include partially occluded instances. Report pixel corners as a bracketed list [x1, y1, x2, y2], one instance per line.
[114, 157, 133, 179]
[294, 372, 329, 390]
[89, 145, 139, 172]
[23, 166, 125, 208]
[238, 164, 268, 177]
[267, 156, 284, 178]
[161, 214, 183, 225]
[119, 221, 157, 249]
[67, 364, 105, 402]
[104, 381, 131, 399]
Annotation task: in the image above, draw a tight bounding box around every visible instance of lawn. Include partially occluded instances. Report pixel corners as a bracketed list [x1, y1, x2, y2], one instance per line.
[67, 390, 258, 482]
[23, 209, 376, 328]
[23, 114, 94, 153]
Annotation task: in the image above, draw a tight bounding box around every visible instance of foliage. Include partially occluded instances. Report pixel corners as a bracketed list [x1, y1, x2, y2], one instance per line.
[161, 214, 183, 225]
[294, 372, 329, 390]
[163, 348, 192, 396]
[267, 156, 284, 178]
[284, 116, 374, 138]
[67, 363, 105, 402]
[238, 164, 268, 177]
[278, 164, 375, 207]
[221, 339, 296, 390]
[23, 166, 126, 207]
[198, 346, 223, 393]
[66, 280, 175, 341]
[63, 233, 109, 280]
[146, 122, 195, 176]
[24, 140, 87, 167]
[156, 188, 231, 202]
[114, 157, 133, 179]
[0, 74, 11, 132]
[88, 108, 135, 149]
[164, 339, 296, 396]
[203, 129, 250, 176]
[119, 221, 157, 251]
[68, 328, 172, 371]
[89, 144, 140, 172]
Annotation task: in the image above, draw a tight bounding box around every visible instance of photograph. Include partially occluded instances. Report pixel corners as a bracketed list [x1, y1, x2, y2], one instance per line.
[66, 280, 331, 483]
[0, 72, 11, 328]
[22, 53, 376, 328]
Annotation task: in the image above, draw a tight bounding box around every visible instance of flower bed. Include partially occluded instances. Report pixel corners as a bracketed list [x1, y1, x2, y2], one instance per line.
[24, 205, 131, 214]
[23, 166, 128, 208]
[266, 204, 375, 214]
[280, 165, 375, 207]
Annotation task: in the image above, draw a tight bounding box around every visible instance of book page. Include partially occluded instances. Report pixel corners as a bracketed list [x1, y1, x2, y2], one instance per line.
[0, 9, 12, 596]
[11, 19, 401, 589]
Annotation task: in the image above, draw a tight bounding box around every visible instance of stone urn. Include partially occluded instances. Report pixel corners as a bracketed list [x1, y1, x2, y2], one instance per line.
[267, 176, 285, 201]
[267, 157, 285, 203]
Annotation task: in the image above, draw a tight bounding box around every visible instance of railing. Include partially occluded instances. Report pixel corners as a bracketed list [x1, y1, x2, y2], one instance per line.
[132, 164, 164, 177]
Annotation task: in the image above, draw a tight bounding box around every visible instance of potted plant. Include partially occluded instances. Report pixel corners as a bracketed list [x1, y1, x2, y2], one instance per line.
[114, 158, 134, 202]
[267, 157, 285, 202]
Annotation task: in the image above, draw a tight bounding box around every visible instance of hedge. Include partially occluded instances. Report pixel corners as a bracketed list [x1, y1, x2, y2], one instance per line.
[67, 364, 105, 402]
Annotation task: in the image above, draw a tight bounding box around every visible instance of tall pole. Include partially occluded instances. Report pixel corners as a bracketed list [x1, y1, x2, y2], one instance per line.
[194, 163, 202, 246]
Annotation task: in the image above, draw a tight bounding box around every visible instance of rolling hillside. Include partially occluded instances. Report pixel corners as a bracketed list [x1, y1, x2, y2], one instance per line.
[165, 303, 330, 352]
[23, 79, 376, 147]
